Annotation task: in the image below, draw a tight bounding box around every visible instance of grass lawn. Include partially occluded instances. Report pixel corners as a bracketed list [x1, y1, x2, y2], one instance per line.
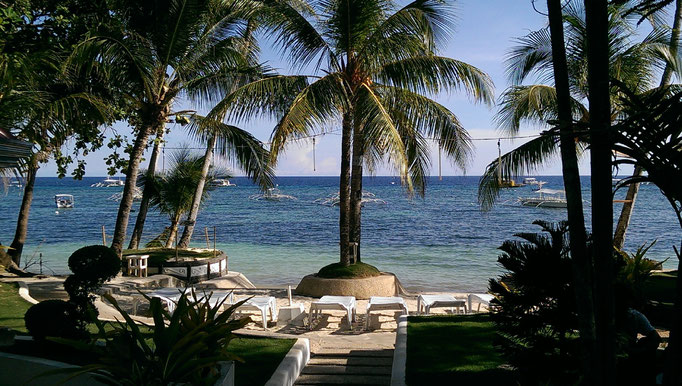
[407, 314, 516, 385]
[0, 282, 32, 332]
[317, 262, 381, 278]
[229, 336, 296, 386]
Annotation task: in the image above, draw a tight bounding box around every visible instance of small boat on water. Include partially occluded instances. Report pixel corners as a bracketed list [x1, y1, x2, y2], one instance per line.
[8, 178, 23, 188]
[91, 177, 125, 187]
[55, 194, 75, 208]
[519, 188, 567, 208]
[108, 187, 143, 201]
[208, 178, 236, 187]
[522, 177, 547, 186]
[249, 187, 296, 201]
[500, 179, 525, 188]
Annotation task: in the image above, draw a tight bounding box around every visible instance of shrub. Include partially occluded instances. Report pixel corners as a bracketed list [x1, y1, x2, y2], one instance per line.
[68, 245, 120, 282]
[56, 291, 251, 385]
[24, 300, 84, 341]
[488, 220, 580, 384]
[317, 262, 381, 278]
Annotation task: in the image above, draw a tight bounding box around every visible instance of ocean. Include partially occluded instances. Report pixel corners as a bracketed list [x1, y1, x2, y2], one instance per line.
[0, 176, 678, 292]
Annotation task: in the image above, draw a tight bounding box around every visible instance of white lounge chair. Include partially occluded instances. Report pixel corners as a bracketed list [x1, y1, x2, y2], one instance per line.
[235, 296, 278, 330]
[149, 288, 233, 314]
[417, 294, 467, 315]
[309, 296, 357, 330]
[365, 296, 408, 329]
[467, 293, 494, 313]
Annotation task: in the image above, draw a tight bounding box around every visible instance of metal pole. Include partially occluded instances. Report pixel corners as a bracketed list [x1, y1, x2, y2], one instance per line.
[205, 227, 210, 249]
[312, 137, 316, 172]
[102, 225, 106, 246]
[213, 226, 217, 259]
[438, 145, 442, 181]
[175, 228, 179, 262]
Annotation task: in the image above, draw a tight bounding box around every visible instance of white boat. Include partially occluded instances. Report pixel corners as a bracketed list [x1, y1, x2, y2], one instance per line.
[55, 194, 75, 208]
[91, 177, 125, 187]
[8, 178, 23, 188]
[519, 188, 567, 208]
[249, 187, 296, 201]
[208, 178, 236, 187]
[108, 186, 143, 201]
[314, 191, 386, 206]
[522, 177, 547, 186]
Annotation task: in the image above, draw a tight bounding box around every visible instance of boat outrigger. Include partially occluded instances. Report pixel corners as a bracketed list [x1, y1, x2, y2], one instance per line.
[314, 191, 387, 206]
[55, 194, 75, 208]
[91, 177, 125, 187]
[519, 188, 567, 208]
[208, 178, 236, 187]
[249, 187, 296, 201]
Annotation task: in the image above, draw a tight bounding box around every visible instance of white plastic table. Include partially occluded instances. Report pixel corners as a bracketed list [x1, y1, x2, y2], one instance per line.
[236, 296, 278, 330]
[365, 296, 408, 329]
[417, 294, 467, 315]
[467, 293, 494, 313]
[309, 296, 357, 330]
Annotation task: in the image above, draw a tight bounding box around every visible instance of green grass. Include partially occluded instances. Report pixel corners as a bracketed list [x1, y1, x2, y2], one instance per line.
[406, 314, 515, 385]
[317, 262, 381, 279]
[228, 336, 296, 386]
[123, 248, 219, 265]
[0, 282, 33, 332]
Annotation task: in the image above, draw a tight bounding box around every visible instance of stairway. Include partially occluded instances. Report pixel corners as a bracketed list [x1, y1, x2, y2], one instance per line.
[295, 347, 393, 385]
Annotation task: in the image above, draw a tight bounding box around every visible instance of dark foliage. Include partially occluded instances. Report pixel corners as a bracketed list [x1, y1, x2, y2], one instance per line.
[24, 300, 84, 341]
[488, 220, 581, 384]
[68, 245, 120, 281]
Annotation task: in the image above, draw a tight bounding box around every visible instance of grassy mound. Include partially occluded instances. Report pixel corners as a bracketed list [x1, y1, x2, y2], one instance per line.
[317, 262, 381, 279]
[123, 248, 218, 266]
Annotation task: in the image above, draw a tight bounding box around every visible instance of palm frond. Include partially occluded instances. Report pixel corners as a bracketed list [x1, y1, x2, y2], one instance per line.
[478, 131, 560, 210]
[505, 27, 553, 85]
[376, 56, 494, 103]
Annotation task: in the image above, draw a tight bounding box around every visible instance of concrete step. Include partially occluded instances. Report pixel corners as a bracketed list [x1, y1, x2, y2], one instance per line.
[295, 374, 390, 385]
[302, 364, 392, 375]
[313, 348, 394, 357]
[308, 356, 393, 366]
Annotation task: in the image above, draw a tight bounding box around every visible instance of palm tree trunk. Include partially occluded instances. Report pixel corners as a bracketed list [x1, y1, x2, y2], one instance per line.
[178, 135, 215, 249]
[585, 0, 616, 382]
[339, 113, 352, 266]
[8, 156, 39, 266]
[614, 0, 681, 250]
[164, 214, 181, 248]
[547, 1, 598, 383]
[349, 124, 364, 264]
[110, 124, 156, 257]
[128, 128, 165, 250]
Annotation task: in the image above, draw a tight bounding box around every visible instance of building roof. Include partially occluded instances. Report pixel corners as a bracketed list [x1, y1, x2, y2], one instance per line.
[0, 128, 33, 169]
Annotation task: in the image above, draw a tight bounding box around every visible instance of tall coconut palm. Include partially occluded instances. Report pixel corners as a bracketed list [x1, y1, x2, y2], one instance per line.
[221, 0, 493, 265]
[69, 0, 273, 256]
[139, 149, 215, 248]
[478, 0, 672, 207]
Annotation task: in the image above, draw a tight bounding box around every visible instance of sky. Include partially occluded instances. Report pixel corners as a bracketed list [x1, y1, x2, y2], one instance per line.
[37, 0, 651, 178]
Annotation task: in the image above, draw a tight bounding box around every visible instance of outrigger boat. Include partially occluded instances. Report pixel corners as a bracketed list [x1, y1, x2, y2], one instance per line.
[55, 194, 75, 208]
[249, 187, 296, 201]
[208, 178, 236, 187]
[314, 191, 386, 206]
[519, 188, 567, 208]
[91, 177, 125, 187]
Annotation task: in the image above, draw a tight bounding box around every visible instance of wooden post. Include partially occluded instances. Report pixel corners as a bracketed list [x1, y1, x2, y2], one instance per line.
[175, 228, 179, 262]
[102, 225, 106, 246]
[205, 227, 210, 249]
[213, 226, 217, 259]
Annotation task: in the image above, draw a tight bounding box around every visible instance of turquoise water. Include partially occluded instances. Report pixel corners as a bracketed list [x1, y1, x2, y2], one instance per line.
[0, 176, 678, 292]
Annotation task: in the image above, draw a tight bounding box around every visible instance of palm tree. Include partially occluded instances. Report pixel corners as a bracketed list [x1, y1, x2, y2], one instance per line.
[176, 116, 274, 248]
[614, 0, 682, 249]
[223, 0, 493, 265]
[478, 0, 672, 207]
[69, 0, 269, 256]
[139, 149, 214, 248]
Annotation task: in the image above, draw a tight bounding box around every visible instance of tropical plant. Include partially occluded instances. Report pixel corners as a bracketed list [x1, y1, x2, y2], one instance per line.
[223, 0, 493, 265]
[616, 240, 664, 309]
[47, 292, 250, 385]
[478, 0, 674, 208]
[138, 149, 215, 248]
[489, 220, 581, 384]
[68, 0, 274, 256]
